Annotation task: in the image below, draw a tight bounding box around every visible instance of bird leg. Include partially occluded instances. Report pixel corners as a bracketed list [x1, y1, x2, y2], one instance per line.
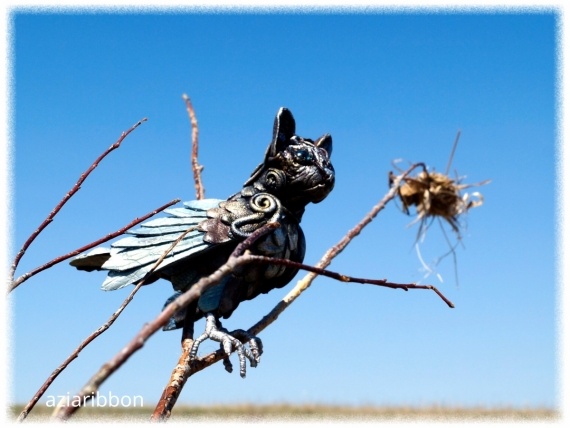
[189, 313, 263, 378]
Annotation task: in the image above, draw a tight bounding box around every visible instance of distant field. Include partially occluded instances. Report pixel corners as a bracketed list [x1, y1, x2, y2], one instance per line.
[10, 403, 559, 423]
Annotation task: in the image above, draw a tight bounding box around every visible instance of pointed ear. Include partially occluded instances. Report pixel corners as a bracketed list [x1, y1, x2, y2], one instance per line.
[269, 108, 296, 157]
[315, 133, 332, 157]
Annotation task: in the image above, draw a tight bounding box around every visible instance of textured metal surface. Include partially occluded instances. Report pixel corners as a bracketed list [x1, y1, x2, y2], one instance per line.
[190, 313, 262, 378]
[71, 108, 334, 373]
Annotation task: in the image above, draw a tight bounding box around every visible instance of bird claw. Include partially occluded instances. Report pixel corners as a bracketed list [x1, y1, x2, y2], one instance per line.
[190, 313, 263, 378]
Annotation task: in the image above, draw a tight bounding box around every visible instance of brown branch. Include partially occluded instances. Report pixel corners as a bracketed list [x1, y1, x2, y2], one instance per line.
[244, 255, 455, 308]
[149, 94, 206, 421]
[249, 162, 424, 335]
[50, 223, 279, 422]
[17, 200, 185, 422]
[10, 198, 179, 292]
[17, 282, 143, 422]
[9, 118, 148, 290]
[151, 289, 197, 422]
[149, 167, 452, 399]
[150, 164, 429, 421]
[178, 252, 455, 380]
[52, 164, 443, 422]
[150, 330, 194, 422]
[182, 94, 205, 200]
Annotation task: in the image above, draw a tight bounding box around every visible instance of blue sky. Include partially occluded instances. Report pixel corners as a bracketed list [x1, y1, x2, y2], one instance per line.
[4, 9, 559, 414]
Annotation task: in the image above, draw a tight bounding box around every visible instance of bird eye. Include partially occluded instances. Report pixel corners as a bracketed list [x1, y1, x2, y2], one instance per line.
[293, 148, 314, 165]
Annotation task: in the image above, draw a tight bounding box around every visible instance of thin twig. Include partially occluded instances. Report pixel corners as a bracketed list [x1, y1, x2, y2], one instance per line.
[17, 205, 188, 422]
[50, 223, 279, 422]
[150, 94, 206, 421]
[17, 283, 143, 422]
[9, 118, 148, 290]
[183, 94, 205, 200]
[445, 130, 461, 175]
[10, 199, 179, 292]
[244, 255, 454, 308]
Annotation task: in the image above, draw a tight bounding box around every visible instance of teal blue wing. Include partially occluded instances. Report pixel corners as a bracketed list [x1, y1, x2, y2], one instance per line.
[71, 199, 223, 291]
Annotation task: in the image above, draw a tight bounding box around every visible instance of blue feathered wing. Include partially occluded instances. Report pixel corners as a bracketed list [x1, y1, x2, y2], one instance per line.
[70, 199, 223, 291]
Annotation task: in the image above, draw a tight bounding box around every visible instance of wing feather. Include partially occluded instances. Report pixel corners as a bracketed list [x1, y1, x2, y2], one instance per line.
[103, 233, 209, 270]
[72, 199, 225, 290]
[111, 229, 203, 248]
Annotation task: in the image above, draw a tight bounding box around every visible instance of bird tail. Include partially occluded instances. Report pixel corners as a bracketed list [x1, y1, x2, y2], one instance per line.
[69, 247, 111, 272]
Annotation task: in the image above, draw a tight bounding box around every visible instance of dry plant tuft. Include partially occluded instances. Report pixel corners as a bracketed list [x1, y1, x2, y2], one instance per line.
[388, 131, 491, 286]
[390, 131, 490, 240]
[392, 168, 487, 235]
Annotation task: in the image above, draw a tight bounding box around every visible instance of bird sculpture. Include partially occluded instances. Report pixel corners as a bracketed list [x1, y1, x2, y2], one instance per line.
[70, 108, 335, 377]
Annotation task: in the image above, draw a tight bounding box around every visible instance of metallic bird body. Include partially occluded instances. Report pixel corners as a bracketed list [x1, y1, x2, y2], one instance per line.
[71, 108, 334, 375]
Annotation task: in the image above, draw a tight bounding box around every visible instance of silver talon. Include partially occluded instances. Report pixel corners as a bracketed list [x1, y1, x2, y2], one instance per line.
[230, 329, 263, 366]
[190, 313, 263, 378]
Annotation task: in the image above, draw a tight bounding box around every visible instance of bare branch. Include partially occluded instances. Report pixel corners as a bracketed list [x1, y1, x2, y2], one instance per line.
[17, 282, 143, 422]
[249, 163, 424, 334]
[445, 130, 462, 175]
[182, 94, 205, 200]
[151, 94, 207, 420]
[155, 170, 452, 384]
[50, 165, 448, 422]
[10, 198, 179, 292]
[9, 118, 148, 290]
[17, 200, 187, 422]
[50, 223, 279, 421]
[149, 333, 194, 422]
[244, 255, 455, 308]
[151, 164, 431, 421]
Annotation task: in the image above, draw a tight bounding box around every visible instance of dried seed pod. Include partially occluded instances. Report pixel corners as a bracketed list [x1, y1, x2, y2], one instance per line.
[391, 168, 489, 235]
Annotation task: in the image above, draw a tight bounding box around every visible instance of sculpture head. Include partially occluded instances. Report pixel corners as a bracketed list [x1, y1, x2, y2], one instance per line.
[246, 108, 335, 213]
